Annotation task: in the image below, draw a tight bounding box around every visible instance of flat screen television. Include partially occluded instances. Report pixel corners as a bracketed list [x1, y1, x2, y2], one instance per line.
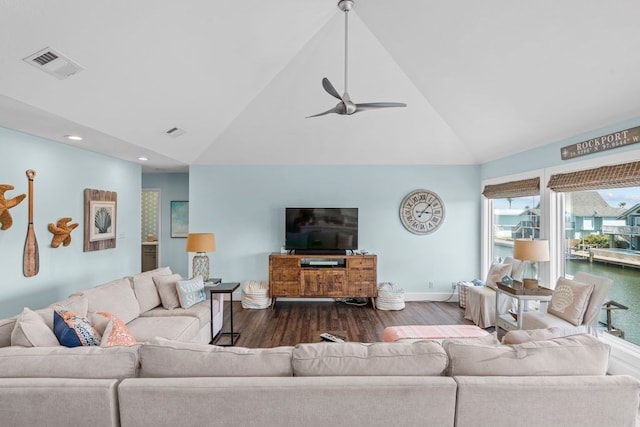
[285, 208, 358, 252]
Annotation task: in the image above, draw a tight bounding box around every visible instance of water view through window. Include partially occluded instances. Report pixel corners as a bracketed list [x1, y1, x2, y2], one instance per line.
[492, 189, 640, 347]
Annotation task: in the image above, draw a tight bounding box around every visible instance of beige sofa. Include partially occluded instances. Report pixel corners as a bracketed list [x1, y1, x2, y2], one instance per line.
[0, 266, 224, 348]
[0, 334, 638, 427]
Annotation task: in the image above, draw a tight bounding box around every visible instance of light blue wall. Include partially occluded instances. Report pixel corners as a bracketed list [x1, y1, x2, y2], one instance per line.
[481, 117, 640, 179]
[189, 165, 481, 294]
[0, 127, 141, 318]
[142, 173, 189, 278]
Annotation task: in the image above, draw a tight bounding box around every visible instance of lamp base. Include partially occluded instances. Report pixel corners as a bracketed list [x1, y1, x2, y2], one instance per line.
[523, 278, 539, 290]
[192, 253, 210, 282]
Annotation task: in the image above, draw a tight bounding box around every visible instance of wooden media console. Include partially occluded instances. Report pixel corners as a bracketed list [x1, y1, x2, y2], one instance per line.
[268, 253, 377, 308]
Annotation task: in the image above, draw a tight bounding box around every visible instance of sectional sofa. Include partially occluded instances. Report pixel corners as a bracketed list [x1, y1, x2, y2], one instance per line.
[0, 266, 223, 349]
[0, 332, 639, 426]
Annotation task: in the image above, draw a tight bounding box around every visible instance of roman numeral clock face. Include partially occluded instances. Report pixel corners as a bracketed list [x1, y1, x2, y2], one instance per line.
[400, 190, 446, 235]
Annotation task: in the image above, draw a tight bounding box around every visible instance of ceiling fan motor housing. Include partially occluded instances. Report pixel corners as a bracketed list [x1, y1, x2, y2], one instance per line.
[338, 1, 353, 13]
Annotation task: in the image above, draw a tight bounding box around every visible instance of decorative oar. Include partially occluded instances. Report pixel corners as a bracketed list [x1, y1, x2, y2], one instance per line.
[23, 169, 39, 277]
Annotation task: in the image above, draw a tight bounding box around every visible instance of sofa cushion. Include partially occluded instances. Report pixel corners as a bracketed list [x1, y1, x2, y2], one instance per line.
[140, 300, 211, 330]
[78, 278, 140, 324]
[485, 262, 512, 290]
[10, 308, 59, 347]
[547, 278, 594, 326]
[126, 316, 200, 343]
[176, 276, 206, 308]
[0, 317, 16, 348]
[53, 310, 101, 347]
[445, 334, 610, 376]
[0, 345, 140, 379]
[292, 341, 448, 376]
[140, 337, 294, 377]
[129, 266, 173, 313]
[153, 274, 183, 310]
[502, 327, 570, 344]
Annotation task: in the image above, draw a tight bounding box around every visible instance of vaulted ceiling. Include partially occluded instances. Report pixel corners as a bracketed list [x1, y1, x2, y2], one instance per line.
[1, 1, 639, 172]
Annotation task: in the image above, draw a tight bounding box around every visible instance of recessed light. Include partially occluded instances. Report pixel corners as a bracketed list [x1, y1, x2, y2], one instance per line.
[137, 157, 149, 161]
[64, 134, 83, 141]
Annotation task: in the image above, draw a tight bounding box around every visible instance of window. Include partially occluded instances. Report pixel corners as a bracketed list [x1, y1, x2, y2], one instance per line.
[482, 177, 541, 265]
[549, 162, 640, 347]
[491, 195, 541, 262]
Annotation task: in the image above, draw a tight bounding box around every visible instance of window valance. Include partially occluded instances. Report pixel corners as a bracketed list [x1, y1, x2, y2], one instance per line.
[547, 161, 640, 192]
[482, 177, 540, 199]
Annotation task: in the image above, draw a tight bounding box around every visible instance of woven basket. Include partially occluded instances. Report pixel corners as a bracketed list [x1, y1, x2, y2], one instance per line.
[241, 280, 270, 309]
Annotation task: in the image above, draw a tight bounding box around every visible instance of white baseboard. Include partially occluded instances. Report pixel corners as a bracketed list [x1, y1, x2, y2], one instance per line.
[227, 292, 460, 303]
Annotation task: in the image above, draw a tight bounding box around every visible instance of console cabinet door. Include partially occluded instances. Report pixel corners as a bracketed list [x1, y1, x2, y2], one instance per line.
[301, 270, 323, 296]
[323, 270, 347, 296]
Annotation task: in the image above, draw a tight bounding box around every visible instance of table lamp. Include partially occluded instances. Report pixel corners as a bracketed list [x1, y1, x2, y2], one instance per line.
[186, 233, 215, 282]
[513, 238, 549, 290]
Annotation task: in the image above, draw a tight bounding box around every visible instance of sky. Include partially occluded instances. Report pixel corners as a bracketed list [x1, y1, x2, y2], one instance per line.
[493, 188, 640, 210]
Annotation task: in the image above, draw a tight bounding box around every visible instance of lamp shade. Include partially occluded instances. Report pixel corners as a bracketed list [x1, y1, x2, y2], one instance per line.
[185, 233, 216, 253]
[513, 239, 549, 262]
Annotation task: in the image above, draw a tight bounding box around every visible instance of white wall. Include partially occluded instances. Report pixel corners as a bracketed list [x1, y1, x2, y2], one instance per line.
[142, 173, 189, 278]
[0, 127, 141, 318]
[189, 164, 481, 297]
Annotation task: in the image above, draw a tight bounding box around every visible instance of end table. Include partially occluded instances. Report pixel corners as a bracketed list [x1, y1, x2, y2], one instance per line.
[205, 282, 241, 346]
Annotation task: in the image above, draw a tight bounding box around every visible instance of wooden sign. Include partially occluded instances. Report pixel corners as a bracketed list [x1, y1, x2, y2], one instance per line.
[561, 126, 640, 160]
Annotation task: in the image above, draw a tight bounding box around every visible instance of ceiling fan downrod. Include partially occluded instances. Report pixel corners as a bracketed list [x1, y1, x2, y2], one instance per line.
[339, 0, 353, 94]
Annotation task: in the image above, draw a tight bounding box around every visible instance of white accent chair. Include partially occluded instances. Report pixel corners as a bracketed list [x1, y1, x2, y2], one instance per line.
[464, 257, 525, 328]
[521, 272, 613, 335]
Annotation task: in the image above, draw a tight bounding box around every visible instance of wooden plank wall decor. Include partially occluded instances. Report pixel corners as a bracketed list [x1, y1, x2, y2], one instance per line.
[84, 188, 117, 252]
[561, 125, 640, 160]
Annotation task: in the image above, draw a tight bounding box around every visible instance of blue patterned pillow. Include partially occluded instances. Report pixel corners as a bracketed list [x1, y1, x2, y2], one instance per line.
[53, 310, 101, 347]
[176, 277, 206, 308]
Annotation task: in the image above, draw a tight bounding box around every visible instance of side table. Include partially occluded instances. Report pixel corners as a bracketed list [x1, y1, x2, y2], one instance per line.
[205, 282, 241, 346]
[494, 283, 552, 332]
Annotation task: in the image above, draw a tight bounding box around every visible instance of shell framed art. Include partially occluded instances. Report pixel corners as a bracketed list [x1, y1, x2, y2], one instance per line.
[84, 188, 117, 252]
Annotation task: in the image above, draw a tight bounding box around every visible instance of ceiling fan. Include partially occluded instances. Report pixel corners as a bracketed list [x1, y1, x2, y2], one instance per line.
[307, 0, 407, 118]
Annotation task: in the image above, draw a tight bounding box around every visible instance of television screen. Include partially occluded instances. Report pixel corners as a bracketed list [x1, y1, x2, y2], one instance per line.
[285, 208, 358, 251]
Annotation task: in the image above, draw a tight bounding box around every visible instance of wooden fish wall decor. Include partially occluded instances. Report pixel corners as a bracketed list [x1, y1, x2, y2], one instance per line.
[48, 217, 79, 248]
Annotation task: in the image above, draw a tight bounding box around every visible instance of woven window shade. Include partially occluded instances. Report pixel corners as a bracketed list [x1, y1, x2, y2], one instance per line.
[547, 161, 640, 192]
[482, 177, 540, 199]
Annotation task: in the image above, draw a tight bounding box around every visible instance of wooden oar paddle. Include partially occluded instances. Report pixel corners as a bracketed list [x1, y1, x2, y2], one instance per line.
[23, 169, 39, 277]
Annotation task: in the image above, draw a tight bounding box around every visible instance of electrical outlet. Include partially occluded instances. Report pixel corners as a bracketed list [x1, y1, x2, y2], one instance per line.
[428, 281, 433, 288]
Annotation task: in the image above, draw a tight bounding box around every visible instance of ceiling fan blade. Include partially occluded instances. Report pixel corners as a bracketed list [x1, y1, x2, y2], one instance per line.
[355, 102, 407, 112]
[322, 78, 342, 100]
[306, 105, 343, 118]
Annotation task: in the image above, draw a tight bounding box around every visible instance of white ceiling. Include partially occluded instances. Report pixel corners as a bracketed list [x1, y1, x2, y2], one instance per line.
[1, 0, 640, 172]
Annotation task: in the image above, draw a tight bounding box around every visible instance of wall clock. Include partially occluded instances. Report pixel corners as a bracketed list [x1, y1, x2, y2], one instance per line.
[399, 189, 446, 235]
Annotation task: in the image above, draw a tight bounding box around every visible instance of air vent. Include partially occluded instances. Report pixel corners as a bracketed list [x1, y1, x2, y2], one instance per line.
[164, 127, 186, 138]
[23, 47, 84, 80]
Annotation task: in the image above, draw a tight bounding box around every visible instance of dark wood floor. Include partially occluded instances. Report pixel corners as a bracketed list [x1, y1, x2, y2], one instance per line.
[216, 300, 496, 347]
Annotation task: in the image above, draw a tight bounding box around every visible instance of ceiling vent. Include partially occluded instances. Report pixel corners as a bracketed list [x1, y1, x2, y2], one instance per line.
[23, 47, 84, 80]
[164, 127, 186, 138]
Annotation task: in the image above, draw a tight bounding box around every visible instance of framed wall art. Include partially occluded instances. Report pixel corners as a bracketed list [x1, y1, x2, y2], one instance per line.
[170, 201, 189, 238]
[84, 188, 117, 252]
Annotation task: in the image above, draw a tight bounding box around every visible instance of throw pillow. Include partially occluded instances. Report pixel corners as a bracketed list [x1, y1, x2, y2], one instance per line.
[53, 310, 101, 347]
[153, 273, 183, 309]
[503, 256, 525, 281]
[547, 278, 594, 326]
[94, 312, 137, 347]
[10, 307, 60, 347]
[485, 263, 512, 290]
[176, 276, 206, 309]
